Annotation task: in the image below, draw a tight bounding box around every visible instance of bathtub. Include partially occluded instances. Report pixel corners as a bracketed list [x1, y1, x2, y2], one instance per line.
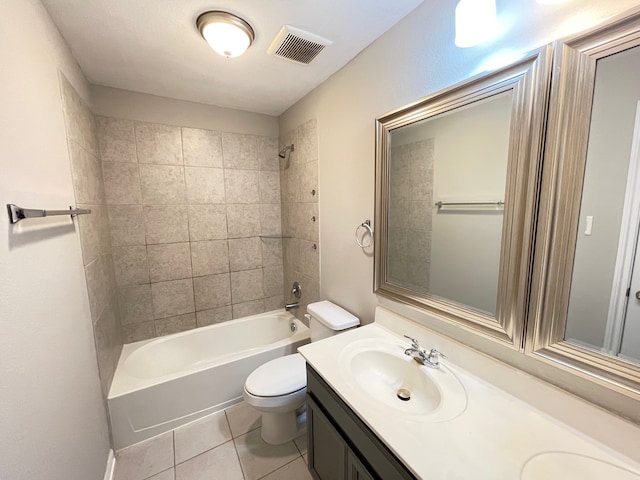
[108, 309, 309, 449]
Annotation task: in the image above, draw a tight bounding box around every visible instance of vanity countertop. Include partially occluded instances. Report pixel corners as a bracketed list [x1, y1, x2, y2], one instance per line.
[298, 308, 640, 480]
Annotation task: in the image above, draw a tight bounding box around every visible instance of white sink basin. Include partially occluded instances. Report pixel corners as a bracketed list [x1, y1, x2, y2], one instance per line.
[339, 338, 467, 421]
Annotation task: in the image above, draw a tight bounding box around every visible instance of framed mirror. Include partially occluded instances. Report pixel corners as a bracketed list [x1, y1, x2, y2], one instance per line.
[528, 10, 640, 398]
[375, 47, 552, 348]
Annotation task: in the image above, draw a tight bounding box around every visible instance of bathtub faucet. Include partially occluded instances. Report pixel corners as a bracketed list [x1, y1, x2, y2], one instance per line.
[285, 302, 299, 311]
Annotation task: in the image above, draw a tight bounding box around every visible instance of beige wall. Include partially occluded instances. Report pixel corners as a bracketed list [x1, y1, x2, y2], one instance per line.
[0, 1, 110, 479]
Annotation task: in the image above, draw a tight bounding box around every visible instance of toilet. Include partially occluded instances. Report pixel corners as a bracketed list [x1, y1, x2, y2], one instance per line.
[243, 300, 359, 445]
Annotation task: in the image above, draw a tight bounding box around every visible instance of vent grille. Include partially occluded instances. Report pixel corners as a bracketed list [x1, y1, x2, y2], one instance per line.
[268, 26, 332, 65]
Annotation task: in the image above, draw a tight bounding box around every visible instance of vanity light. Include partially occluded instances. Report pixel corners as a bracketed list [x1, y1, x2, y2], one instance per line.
[197, 11, 255, 58]
[454, 0, 498, 48]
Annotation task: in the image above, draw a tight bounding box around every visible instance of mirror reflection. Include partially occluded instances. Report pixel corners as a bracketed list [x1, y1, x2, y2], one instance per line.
[386, 91, 512, 315]
[565, 45, 640, 363]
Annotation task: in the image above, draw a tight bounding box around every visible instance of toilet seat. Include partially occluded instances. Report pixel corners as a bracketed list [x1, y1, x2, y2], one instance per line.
[245, 353, 306, 397]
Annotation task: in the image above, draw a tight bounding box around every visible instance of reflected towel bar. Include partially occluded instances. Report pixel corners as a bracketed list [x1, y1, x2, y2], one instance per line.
[7, 203, 91, 224]
[435, 201, 504, 209]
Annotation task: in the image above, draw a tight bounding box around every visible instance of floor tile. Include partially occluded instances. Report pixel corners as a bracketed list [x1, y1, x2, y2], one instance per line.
[175, 441, 243, 480]
[226, 401, 261, 438]
[174, 410, 232, 464]
[147, 468, 175, 480]
[115, 431, 174, 480]
[234, 428, 300, 480]
[293, 434, 307, 456]
[260, 457, 313, 480]
[302, 453, 307, 465]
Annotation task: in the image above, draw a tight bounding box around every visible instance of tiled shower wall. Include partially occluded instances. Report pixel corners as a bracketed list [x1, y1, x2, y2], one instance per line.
[387, 139, 434, 294]
[98, 117, 285, 343]
[279, 119, 320, 320]
[60, 75, 122, 398]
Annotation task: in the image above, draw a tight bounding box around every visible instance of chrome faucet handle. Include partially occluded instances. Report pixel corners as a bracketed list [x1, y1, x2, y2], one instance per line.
[426, 348, 447, 366]
[403, 335, 420, 349]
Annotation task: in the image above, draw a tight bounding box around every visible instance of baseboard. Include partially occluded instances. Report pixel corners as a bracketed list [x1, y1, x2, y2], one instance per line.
[103, 449, 115, 480]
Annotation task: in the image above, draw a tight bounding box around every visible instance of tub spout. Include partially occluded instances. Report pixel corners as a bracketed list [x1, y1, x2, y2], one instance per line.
[285, 302, 299, 311]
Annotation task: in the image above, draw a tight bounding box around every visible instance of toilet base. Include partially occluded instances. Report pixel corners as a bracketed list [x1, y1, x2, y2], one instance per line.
[261, 409, 307, 445]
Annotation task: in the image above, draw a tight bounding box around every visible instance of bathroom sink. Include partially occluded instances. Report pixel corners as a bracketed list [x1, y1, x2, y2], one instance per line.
[339, 339, 467, 421]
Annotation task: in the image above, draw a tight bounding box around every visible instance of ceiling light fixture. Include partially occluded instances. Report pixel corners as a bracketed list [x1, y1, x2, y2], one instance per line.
[197, 11, 255, 58]
[454, 0, 498, 48]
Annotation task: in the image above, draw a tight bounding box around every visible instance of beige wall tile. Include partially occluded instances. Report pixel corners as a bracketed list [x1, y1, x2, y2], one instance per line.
[109, 205, 146, 246]
[60, 76, 99, 156]
[77, 204, 110, 266]
[103, 161, 142, 205]
[121, 320, 156, 343]
[224, 169, 260, 204]
[69, 140, 105, 205]
[175, 441, 243, 480]
[117, 284, 154, 325]
[185, 167, 225, 204]
[193, 274, 231, 311]
[299, 240, 319, 280]
[257, 136, 279, 172]
[140, 164, 186, 205]
[226, 204, 260, 238]
[174, 410, 232, 464]
[196, 306, 232, 326]
[114, 431, 174, 480]
[296, 119, 318, 164]
[135, 121, 183, 165]
[264, 295, 284, 311]
[182, 127, 223, 168]
[232, 299, 265, 319]
[260, 204, 282, 236]
[261, 240, 283, 267]
[191, 240, 229, 277]
[148, 242, 192, 282]
[259, 171, 281, 204]
[299, 203, 319, 242]
[299, 160, 318, 202]
[93, 299, 122, 398]
[228, 237, 262, 272]
[155, 313, 196, 337]
[263, 266, 284, 297]
[151, 279, 195, 319]
[222, 132, 258, 170]
[145, 205, 190, 244]
[188, 205, 227, 241]
[97, 117, 137, 163]
[230, 269, 264, 303]
[113, 246, 149, 286]
[85, 255, 111, 322]
[279, 128, 298, 170]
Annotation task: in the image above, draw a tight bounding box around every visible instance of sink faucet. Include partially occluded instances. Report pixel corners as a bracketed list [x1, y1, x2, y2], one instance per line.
[285, 302, 299, 311]
[403, 335, 446, 368]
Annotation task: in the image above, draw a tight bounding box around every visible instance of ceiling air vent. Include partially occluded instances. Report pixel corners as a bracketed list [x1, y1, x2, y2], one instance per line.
[267, 25, 332, 65]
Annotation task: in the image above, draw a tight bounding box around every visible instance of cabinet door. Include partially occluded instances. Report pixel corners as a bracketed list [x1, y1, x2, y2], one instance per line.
[307, 396, 346, 480]
[347, 450, 375, 480]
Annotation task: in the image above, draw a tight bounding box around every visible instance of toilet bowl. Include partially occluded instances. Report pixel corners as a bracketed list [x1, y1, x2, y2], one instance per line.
[243, 300, 359, 445]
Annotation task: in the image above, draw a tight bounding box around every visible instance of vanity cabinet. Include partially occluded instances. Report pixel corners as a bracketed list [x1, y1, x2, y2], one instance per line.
[306, 365, 416, 480]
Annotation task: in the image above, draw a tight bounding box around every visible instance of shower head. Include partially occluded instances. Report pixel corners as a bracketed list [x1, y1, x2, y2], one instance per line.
[278, 144, 295, 158]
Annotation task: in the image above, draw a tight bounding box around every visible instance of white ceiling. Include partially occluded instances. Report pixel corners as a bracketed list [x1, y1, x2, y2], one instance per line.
[41, 0, 424, 116]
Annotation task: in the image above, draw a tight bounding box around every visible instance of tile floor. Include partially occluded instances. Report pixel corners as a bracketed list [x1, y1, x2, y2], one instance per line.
[114, 401, 312, 480]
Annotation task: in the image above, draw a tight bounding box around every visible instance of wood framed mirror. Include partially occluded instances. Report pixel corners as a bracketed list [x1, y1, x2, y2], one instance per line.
[374, 47, 552, 348]
[528, 10, 640, 399]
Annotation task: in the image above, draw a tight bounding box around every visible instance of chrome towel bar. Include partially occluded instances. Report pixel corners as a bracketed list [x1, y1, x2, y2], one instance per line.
[7, 203, 91, 224]
[435, 201, 504, 209]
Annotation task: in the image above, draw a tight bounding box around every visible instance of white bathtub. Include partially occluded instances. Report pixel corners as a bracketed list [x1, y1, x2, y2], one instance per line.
[108, 309, 309, 449]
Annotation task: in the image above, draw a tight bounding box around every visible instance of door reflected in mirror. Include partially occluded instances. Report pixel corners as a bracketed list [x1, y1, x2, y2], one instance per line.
[386, 92, 512, 316]
[565, 45, 640, 364]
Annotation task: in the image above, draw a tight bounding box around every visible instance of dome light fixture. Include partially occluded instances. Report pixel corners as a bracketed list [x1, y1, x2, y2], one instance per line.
[197, 11, 255, 58]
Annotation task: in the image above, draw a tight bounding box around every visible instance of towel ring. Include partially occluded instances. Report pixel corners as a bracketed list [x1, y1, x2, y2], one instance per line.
[355, 220, 374, 248]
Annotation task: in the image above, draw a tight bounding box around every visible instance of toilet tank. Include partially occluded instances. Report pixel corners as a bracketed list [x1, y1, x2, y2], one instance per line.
[306, 300, 359, 342]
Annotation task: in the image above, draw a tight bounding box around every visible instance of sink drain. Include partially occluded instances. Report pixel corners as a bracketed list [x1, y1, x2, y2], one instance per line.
[396, 388, 411, 401]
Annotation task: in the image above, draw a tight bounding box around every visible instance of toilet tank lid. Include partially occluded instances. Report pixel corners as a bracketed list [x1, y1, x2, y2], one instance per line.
[307, 300, 359, 330]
